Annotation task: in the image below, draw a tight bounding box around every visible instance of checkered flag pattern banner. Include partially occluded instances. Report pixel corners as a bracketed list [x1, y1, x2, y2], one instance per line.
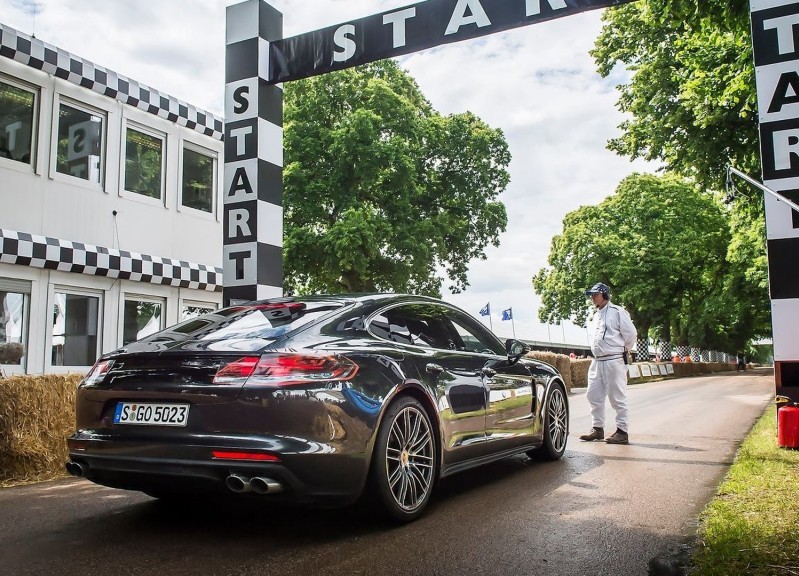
[0, 229, 222, 292]
[636, 339, 649, 362]
[0, 24, 223, 141]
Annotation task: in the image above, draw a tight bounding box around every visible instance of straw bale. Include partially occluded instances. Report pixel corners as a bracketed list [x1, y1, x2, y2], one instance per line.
[0, 374, 83, 486]
[570, 358, 592, 388]
[525, 351, 572, 392]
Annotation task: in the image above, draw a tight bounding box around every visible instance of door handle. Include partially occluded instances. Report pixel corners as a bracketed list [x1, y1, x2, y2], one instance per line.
[426, 363, 444, 375]
[481, 366, 497, 378]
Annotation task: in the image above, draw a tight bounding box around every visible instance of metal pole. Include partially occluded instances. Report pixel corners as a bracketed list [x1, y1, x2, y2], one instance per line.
[728, 166, 799, 214]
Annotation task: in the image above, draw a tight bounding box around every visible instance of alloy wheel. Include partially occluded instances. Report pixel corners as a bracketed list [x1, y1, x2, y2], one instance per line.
[548, 387, 568, 453]
[384, 405, 434, 512]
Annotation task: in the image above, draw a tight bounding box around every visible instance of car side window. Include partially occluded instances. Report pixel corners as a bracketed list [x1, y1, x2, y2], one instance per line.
[445, 310, 505, 356]
[369, 312, 414, 345]
[369, 304, 460, 350]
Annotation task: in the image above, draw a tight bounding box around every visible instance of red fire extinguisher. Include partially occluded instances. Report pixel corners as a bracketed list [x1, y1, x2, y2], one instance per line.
[776, 396, 799, 449]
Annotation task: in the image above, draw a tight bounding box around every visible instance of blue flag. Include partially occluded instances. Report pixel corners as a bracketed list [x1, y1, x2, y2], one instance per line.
[502, 308, 513, 321]
[479, 303, 490, 317]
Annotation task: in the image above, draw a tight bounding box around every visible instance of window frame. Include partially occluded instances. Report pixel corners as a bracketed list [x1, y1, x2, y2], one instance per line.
[119, 120, 167, 206]
[50, 95, 107, 190]
[47, 285, 104, 373]
[0, 73, 38, 172]
[120, 293, 166, 346]
[0, 279, 32, 375]
[178, 139, 218, 217]
[179, 299, 218, 322]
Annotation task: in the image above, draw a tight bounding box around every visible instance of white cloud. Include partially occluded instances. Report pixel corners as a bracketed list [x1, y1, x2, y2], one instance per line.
[0, 0, 656, 345]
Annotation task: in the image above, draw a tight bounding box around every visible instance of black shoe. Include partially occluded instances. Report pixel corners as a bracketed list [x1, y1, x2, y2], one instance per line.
[605, 429, 629, 445]
[579, 427, 604, 441]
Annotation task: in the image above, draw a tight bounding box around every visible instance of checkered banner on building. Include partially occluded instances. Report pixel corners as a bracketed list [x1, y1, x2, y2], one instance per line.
[269, 0, 635, 84]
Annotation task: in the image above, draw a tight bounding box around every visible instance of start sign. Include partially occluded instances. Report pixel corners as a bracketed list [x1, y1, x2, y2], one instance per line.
[751, 0, 799, 396]
[224, 0, 634, 305]
[268, 0, 635, 84]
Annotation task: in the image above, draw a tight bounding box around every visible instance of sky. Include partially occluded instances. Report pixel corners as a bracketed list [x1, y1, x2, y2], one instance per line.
[1, 0, 656, 346]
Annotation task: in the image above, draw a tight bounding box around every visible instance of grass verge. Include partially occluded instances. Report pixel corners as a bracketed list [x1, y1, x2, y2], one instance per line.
[690, 405, 799, 575]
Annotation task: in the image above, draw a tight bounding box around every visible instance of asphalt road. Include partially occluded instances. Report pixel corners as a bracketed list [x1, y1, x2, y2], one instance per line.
[0, 369, 774, 576]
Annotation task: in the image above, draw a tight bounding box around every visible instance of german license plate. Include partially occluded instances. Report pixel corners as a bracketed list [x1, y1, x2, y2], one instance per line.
[113, 403, 190, 427]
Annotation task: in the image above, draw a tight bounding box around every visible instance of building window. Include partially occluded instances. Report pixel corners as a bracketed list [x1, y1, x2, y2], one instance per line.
[123, 298, 164, 345]
[56, 102, 104, 183]
[52, 292, 100, 367]
[0, 280, 30, 369]
[182, 146, 215, 213]
[0, 79, 36, 165]
[181, 302, 216, 321]
[124, 127, 164, 200]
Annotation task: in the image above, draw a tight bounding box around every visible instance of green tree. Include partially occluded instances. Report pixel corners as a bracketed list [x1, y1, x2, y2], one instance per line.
[591, 0, 771, 342]
[283, 60, 509, 296]
[533, 173, 729, 347]
[592, 0, 756, 186]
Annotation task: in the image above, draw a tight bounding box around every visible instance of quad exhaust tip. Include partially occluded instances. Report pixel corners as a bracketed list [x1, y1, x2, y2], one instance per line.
[225, 474, 252, 493]
[250, 476, 284, 494]
[65, 461, 87, 478]
[225, 474, 284, 495]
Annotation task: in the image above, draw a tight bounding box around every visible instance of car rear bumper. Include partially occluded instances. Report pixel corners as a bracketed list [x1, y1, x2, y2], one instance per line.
[67, 432, 370, 506]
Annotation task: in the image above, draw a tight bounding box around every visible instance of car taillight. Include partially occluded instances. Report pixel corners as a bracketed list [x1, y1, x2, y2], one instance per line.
[81, 359, 115, 386]
[212, 356, 260, 384]
[213, 353, 359, 386]
[248, 353, 359, 386]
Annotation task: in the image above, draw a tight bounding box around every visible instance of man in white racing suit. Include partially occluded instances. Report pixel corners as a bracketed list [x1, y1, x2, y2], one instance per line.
[579, 282, 637, 445]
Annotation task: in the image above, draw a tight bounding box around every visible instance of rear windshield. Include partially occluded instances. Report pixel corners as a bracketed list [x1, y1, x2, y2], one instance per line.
[168, 301, 343, 343]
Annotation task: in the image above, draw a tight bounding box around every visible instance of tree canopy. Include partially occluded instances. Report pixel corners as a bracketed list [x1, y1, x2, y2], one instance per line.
[533, 173, 739, 348]
[589, 0, 771, 344]
[282, 60, 509, 297]
[592, 0, 757, 187]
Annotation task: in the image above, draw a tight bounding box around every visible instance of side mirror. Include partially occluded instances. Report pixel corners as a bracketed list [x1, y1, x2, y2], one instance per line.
[505, 339, 530, 358]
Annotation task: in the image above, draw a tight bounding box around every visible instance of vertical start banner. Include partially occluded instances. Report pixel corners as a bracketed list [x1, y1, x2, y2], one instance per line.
[751, 0, 799, 397]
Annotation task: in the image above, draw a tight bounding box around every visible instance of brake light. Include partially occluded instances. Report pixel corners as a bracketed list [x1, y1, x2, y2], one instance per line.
[211, 450, 280, 462]
[213, 353, 359, 386]
[212, 356, 260, 384]
[81, 359, 115, 386]
[250, 353, 359, 386]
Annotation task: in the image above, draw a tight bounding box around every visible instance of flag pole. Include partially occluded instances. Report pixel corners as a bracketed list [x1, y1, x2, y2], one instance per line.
[489, 312, 493, 332]
[512, 315, 516, 339]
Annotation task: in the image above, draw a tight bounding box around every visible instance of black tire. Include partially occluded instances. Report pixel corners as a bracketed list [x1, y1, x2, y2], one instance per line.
[529, 383, 569, 461]
[371, 396, 437, 523]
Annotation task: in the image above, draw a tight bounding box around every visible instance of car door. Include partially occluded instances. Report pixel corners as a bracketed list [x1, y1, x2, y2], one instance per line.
[442, 308, 538, 452]
[369, 303, 489, 466]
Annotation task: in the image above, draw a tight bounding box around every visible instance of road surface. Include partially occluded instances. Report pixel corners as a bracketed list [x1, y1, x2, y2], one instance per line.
[0, 369, 774, 576]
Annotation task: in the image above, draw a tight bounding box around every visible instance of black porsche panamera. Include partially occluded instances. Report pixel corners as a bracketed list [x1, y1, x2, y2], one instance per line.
[67, 294, 569, 522]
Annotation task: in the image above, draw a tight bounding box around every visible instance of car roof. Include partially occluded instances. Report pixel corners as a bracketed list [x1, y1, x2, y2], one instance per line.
[247, 293, 444, 307]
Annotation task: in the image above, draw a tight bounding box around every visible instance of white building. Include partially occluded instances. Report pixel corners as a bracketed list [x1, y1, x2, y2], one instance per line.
[0, 24, 225, 376]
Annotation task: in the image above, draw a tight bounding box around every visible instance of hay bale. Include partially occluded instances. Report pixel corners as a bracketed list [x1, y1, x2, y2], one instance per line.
[525, 351, 572, 392]
[0, 374, 83, 486]
[570, 358, 592, 388]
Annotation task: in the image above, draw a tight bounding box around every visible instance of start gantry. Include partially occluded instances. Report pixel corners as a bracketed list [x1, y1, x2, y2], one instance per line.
[267, 0, 635, 84]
